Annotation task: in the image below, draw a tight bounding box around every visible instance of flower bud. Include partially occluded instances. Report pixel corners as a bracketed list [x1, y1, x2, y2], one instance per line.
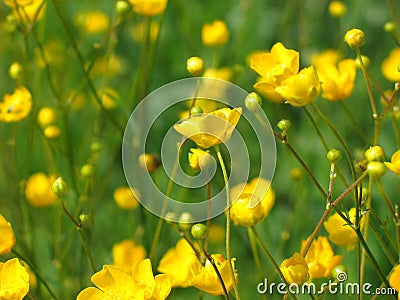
[37, 107, 56, 128]
[188, 148, 212, 171]
[190, 106, 204, 115]
[331, 265, 348, 280]
[191, 223, 207, 239]
[116, 1, 131, 16]
[344, 29, 365, 49]
[290, 168, 303, 180]
[327, 149, 342, 163]
[52, 177, 68, 197]
[4, 14, 17, 33]
[329, 1, 346, 18]
[90, 141, 102, 153]
[245, 92, 262, 111]
[164, 212, 177, 224]
[277, 119, 292, 131]
[138, 153, 160, 173]
[178, 212, 194, 230]
[8, 62, 24, 81]
[364, 146, 385, 162]
[44, 125, 60, 139]
[384, 22, 396, 33]
[186, 56, 204, 76]
[367, 161, 386, 179]
[355, 55, 370, 69]
[79, 212, 90, 224]
[80, 164, 94, 177]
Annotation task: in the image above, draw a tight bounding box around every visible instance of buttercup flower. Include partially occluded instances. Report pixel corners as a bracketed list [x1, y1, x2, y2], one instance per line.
[329, 1, 346, 18]
[389, 264, 400, 295]
[187, 57, 204, 76]
[202, 20, 229, 47]
[300, 236, 343, 279]
[230, 178, 275, 227]
[191, 254, 238, 296]
[280, 252, 309, 285]
[75, 11, 109, 35]
[113, 186, 139, 210]
[0, 258, 30, 300]
[0, 86, 32, 123]
[37, 107, 56, 128]
[44, 125, 60, 139]
[129, 0, 168, 16]
[188, 148, 212, 171]
[344, 28, 365, 49]
[385, 149, 400, 176]
[381, 48, 400, 82]
[77, 259, 171, 300]
[324, 208, 363, 249]
[0, 214, 16, 255]
[13, 0, 46, 23]
[157, 238, 202, 287]
[250, 42, 299, 102]
[25, 172, 56, 207]
[112, 240, 146, 273]
[174, 107, 242, 149]
[275, 66, 321, 106]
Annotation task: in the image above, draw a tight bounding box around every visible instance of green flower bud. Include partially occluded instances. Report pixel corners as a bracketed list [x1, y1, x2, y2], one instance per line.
[79, 212, 90, 224]
[52, 177, 68, 197]
[384, 22, 396, 33]
[190, 106, 204, 115]
[116, 1, 131, 15]
[164, 212, 177, 224]
[8, 62, 24, 81]
[332, 265, 348, 281]
[178, 212, 194, 230]
[365, 146, 385, 162]
[245, 92, 262, 111]
[90, 142, 102, 153]
[80, 164, 94, 177]
[277, 119, 292, 131]
[191, 223, 207, 239]
[355, 55, 370, 69]
[367, 161, 387, 179]
[327, 149, 342, 163]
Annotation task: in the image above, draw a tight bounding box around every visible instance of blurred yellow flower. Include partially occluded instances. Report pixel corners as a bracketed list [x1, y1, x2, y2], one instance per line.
[130, 20, 160, 43]
[113, 186, 139, 210]
[13, 0, 46, 24]
[230, 178, 275, 227]
[174, 107, 242, 149]
[3, 0, 33, 7]
[25, 172, 56, 207]
[300, 236, 343, 279]
[0, 258, 29, 300]
[250, 42, 299, 102]
[324, 208, 363, 249]
[0, 86, 32, 123]
[35, 40, 66, 69]
[129, 0, 168, 16]
[44, 125, 60, 139]
[191, 254, 238, 296]
[188, 148, 211, 171]
[202, 20, 229, 47]
[313, 56, 356, 101]
[37, 107, 56, 128]
[101, 88, 119, 111]
[329, 1, 346, 18]
[112, 240, 146, 273]
[385, 149, 400, 176]
[280, 252, 309, 285]
[157, 238, 202, 287]
[0, 214, 16, 255]
[344, 28, 365, 49]
[381, 48, 400, 82]
[77, 259, 171, 300]
[208, 223, 225, 244]
[203, 67, 233, 82]
[389, 264, 400, 295]
[75, 11, 109, 35]
[275, 66, 321, 106]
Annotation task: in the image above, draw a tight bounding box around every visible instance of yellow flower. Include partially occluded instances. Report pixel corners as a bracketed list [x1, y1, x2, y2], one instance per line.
[389, 264, 400, 294]
[77, 259, 171, 300]
[188, 148, 212, 171]
[44, 125, 60, 139]
[385, 149, 400, 176]
[13, 0, 46, 24]
[157, 238, 202, 287]
[230, 178, 275, 227]
[329, 1, 346, 18]
[37, 107, 56, 128]
[35, 40, 66, 69]
[0, 214, 16, 255]
[112, 240, 146, 273]
[3, 0, 33, 7]
[250, 42, 299, 102]
[280, 252, 309, 285]
[344, 28, 365, 49]
[275, 66, 321, 106]
[191, 254, 238, 296]
[300, 236, 343, 279]
[174, 107, 242, 149]
[101, 88, 119, 111]
[0, 86, 32, 123]
[314, 58, 356, 101]
[202, 20, 229, 47]
[130, 21, 160, 43]
[129, 0, 168, 16]
[0, 258, 30, 300]
[187, 56, 204, 77]
[381, 48, 400, 82]
[113, 186, 139, 210]
[75, 11, 109, 35]
[324, 208, 363, 249]
[25, 172, 56, 207]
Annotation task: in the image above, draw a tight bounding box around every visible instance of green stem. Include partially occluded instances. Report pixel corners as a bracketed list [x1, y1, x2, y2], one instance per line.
[247, 227, 263, 279]
[214, 144, 240, 300]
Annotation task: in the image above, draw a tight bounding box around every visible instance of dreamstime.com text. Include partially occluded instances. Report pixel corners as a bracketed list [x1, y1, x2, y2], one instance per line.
[257, 278, 397, 296]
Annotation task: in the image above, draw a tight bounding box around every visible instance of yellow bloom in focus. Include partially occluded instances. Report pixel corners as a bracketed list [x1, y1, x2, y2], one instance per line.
[324, 208, 363, 249]
[300, 236, 343, 279]
[389, 264, 400, 295]
[314, 57, 356, 101]
[275, 66, 321, 106]
[113, 186, 139, 210]
[0, 214, 16, 255]
[188, 148, 211, 171]
[0, 258, 29, 300]
[280, 252, 309, 285]
[385, 149, 400, 176]
[25, 172, 56, 207]
[0, 86, 32, 123]
[202, 20, 229, 47]
[157, 238, 202, 287]
[37, 107, 56, 128]
[112, 240, 146, 273]
[191, 254, 238, 296]
[344, 28, 365, 49]
[329, 1, 346, 18]
[174, 107, 242, 149]
[13, 0, 46, 24]
[230, 178, 275, 227]
[250, 42, 299, 102]
[75, 11, 109, 35]
[77, 259, 171, 300]
[129, 0, 168, 16]
[381, 48, 400, 82]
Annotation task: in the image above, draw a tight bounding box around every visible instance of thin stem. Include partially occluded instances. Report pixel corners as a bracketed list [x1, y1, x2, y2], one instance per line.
[214, 144, 240, 300]
[247, 227, 263, 279]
